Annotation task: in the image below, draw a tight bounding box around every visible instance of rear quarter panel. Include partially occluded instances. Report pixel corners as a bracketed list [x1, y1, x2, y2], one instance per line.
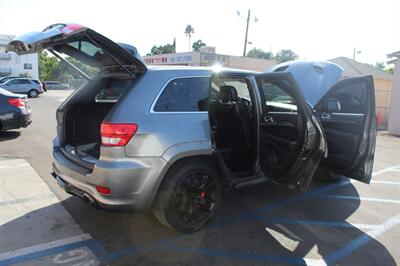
[104, 69, 213, 160]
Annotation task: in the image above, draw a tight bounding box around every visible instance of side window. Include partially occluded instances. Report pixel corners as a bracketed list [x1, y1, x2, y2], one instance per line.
[259, 81, 297, 113]
[320, 82, 367, 113]
[19, 79, 31, 84]
[153, 77, 210, 112]
[210, 77, 252, 103]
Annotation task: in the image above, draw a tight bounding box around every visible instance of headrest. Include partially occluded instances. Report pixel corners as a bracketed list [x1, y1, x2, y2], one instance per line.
[219, 85, 238, 103]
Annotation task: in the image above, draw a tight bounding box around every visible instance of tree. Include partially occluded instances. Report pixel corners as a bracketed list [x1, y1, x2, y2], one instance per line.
[373, 62, 385, 71]
[148, 42, 176, 55]
[184, 25, 195, 51]
[273, 49, 299, 63]
[38, 51, 97, 83]
[192, 39, 206, 52]
[247, 48, 273, 60]
[19, 72, 32, 78]
[385, 68, 394, 74]
[38, 51, 60, 81]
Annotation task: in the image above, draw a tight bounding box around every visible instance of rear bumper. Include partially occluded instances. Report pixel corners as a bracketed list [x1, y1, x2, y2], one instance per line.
[0, 111, 31, 130]
[20, 112, 32, 127]
[52, 148, 169, 211]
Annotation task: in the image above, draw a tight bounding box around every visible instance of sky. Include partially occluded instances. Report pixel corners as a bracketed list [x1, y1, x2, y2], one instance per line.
[0, 0, 399, 66]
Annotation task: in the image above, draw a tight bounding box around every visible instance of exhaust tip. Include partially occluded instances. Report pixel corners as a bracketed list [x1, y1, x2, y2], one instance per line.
[82, 193, 97, 207]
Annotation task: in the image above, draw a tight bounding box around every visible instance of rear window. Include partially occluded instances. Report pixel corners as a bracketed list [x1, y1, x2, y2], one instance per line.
[153, 77, 209, 112]
[67, 41, 104, 57]
[95, 79, 134, 103]
[31, 80, 40, 84]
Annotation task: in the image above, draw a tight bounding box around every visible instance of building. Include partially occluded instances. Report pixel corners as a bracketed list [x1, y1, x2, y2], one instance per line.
[0, 34, 39, 79]
[143, 47, 275, 72]
[329, 57, 394, 128]
[387, 51, 400, 136]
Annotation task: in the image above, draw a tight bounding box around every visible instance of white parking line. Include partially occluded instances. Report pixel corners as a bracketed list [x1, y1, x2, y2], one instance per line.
[318, 194, 400, 204]
[372, 165, 400, 176]
[372, 180, 400, 185]
[0, 233, 92, 261]
[0, 158, 96, 265]
[0, 163, 29, 169]
[364, 212, 400, 238]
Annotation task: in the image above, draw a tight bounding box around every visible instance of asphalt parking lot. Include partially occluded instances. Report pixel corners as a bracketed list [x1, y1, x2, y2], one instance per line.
[0, 90, 399, 266]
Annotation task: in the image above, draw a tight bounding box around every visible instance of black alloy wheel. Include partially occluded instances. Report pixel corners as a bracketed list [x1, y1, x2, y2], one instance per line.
[153, 160, 223, 232]
[173, 171, 217, 226]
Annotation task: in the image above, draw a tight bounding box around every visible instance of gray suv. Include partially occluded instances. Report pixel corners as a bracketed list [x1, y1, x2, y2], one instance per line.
[0, 78, 44, 98]
[8, 24, 377, 232]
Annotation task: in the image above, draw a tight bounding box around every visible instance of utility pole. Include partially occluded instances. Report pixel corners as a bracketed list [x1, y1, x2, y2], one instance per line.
[353, 48, 361, 61]
[243, 9, 251, 57]
[237, 9, 257, 56]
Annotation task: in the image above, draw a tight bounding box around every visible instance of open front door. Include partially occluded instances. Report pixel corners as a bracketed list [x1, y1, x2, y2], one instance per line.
[255, 73, 326, 191]
[313, 76, 377, 183]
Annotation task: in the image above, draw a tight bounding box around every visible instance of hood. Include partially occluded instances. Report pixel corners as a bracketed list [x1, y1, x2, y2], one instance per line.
[268, 61, 343, 107]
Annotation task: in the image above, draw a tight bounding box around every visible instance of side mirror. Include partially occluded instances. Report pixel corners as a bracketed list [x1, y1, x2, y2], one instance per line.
[327, 98, 341, 112]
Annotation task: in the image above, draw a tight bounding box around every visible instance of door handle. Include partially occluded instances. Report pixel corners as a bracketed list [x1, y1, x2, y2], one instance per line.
[264, 116, 274, 123]
[321, 113, 331, 120]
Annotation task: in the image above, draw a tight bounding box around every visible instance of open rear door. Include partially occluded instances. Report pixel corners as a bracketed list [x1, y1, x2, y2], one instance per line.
[313, 76, 377, 183]
[255, 73, 326, 191]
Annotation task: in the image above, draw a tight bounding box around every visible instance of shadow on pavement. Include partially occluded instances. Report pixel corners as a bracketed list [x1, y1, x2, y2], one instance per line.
[1, 179, 396, 265]
[0, 131, 21, 142]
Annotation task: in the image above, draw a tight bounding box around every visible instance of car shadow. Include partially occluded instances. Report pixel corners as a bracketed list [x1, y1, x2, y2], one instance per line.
[1, 178, 396, 265]
[0, 130, 21, 141]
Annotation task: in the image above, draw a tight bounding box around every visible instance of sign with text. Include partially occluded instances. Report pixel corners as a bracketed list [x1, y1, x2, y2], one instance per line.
[144, 53, 193, 65]
[200, 53, 229, 66]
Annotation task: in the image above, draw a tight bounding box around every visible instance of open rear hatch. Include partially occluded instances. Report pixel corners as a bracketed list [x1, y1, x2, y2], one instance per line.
[6, 23, 147, 75]
[7, 24, 147, 170]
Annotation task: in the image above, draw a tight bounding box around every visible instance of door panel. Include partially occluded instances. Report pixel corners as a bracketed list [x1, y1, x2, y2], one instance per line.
[314, 75, 376, 183]
[256, 73, 326, 191]
[260, 112, 300, 141]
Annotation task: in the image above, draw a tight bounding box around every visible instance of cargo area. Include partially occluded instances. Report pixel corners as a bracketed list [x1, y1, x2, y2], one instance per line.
[60, 75, 135, 166]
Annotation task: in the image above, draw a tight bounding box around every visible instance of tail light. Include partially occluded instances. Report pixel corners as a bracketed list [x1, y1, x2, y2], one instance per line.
[100, 122, 138, 147]
[7, 98, 25, 108]
[95, 185, 111, 195]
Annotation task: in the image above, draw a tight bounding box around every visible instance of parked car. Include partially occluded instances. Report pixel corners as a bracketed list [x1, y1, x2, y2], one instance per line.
[0, 78, 44, 98]
[44, 81, 70, 90]
[0, 76, 20, 84]
[0, 88, 32, 131]
[29, 79, 46, 92]
[7, 24, 377, 232]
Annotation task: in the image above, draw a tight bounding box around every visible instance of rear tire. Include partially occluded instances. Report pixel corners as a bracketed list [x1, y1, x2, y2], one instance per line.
[152, 159, 223, 233]
[28, 89, 39, 98]
[316, 167, 343, 182]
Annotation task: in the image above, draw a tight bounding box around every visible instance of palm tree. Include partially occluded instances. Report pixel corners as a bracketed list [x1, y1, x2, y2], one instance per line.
[184, 25, 194, 51]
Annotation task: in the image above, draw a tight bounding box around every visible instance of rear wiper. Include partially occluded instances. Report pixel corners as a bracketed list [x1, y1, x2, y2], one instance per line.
[49, 49, 92, 81]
